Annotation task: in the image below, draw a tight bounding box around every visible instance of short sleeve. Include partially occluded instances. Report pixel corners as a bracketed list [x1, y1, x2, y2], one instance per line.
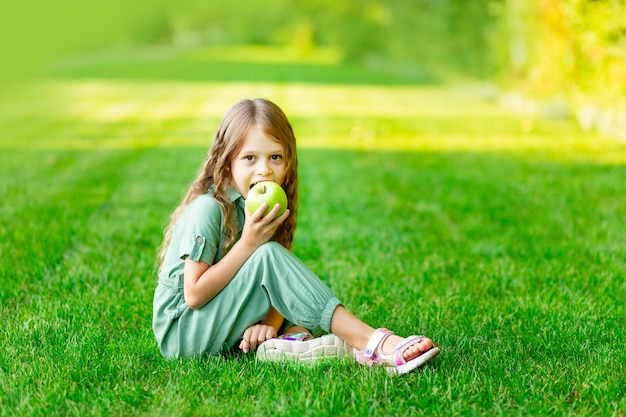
[188, 235, 206, 261]
[176, 195, 223, 265]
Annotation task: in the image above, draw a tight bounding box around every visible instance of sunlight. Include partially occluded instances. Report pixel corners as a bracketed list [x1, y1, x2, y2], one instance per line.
[2, 79, 624, 165]
[183, 45, 342, 66]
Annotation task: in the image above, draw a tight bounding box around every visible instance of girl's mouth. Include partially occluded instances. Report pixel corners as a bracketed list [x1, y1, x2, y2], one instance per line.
[250, 180, 270, 189]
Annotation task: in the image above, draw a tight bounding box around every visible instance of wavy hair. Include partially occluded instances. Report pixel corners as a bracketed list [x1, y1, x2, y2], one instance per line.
[158, 98, 298, 269]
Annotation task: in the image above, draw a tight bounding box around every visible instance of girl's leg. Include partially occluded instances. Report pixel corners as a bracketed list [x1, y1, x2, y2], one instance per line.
[243, 242, 341, 335]
[329, 306, 434, 361]
[246, 242, 434, 361]
[247, 242, 435, 362]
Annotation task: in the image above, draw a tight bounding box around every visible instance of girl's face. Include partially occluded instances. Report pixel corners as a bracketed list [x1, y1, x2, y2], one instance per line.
[230, 126, 287, 199]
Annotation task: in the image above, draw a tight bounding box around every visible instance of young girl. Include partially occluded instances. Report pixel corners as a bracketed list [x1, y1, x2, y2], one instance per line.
[152, 98, 440, 375]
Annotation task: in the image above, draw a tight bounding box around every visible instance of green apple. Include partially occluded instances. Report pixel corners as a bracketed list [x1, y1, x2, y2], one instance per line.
[245, 181, 288, 219]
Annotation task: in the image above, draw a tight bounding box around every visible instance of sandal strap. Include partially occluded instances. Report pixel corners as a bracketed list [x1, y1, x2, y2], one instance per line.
[388, 335, 426, 366]
[279, 332, 313, 341]
[360, 328, 394, 360]
[393, 335, 426, 352]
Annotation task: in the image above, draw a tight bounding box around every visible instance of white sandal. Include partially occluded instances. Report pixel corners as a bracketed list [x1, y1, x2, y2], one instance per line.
[256, 333, 352, 363]
[354, 328, 440, 375]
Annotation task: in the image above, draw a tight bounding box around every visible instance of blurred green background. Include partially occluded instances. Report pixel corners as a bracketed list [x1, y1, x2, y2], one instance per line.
[2, 0, 625, 109]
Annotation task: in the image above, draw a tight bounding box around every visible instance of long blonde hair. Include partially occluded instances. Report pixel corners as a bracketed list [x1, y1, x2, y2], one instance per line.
[158, 98, 299, 268]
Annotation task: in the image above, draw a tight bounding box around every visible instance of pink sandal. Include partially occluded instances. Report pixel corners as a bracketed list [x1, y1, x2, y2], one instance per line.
[354, 328, 440, 375]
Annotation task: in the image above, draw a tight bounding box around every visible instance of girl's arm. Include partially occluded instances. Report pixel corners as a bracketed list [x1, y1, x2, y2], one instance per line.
[183, 203, 289, 310]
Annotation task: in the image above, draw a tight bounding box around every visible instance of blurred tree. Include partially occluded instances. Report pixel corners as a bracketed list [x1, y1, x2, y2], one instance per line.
[155, 0, 498, 78]
[492, 0, 626, 103]
[2, 0, 623, 110]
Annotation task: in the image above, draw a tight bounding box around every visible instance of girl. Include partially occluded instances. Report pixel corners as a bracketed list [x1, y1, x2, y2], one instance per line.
[152, 98, 440, 375]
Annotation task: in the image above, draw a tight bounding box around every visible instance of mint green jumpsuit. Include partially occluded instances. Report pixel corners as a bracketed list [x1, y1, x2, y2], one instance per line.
[152, 187, 342, 358]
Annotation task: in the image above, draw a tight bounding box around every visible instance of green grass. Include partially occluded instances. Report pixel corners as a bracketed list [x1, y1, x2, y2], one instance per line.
[1, 45, 625, 416]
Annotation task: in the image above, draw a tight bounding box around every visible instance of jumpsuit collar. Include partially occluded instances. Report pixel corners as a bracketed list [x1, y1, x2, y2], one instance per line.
[209, 184, 245, 212]
[225, 185, 245, 211]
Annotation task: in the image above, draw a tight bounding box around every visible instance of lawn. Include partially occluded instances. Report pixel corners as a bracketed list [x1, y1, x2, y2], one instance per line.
[0, 45, 625, 416]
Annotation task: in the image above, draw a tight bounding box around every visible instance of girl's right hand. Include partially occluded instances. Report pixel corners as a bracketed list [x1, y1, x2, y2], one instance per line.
[239, 323, 278, 353]
[240, 203, 290, 249]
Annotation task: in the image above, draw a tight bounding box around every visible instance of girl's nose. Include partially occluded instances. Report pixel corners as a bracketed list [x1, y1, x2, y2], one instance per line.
[256, 162, 272, 176]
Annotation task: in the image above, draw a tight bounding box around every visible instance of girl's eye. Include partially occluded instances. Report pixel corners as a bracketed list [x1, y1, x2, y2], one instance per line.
[271, 155, 282, 161]
[244, 155, 255, 161]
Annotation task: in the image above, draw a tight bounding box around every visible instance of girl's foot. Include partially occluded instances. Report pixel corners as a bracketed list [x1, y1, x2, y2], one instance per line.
[354, 328, 440, 375]
[382, 334, 434, 361]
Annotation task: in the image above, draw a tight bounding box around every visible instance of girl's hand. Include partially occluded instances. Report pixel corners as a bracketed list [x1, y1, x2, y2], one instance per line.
[240, 203, 290, 249]
[239, 323, 278, 353]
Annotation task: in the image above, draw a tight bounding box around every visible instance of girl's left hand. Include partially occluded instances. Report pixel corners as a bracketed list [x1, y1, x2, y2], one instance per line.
[239, 324, 278, 353]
